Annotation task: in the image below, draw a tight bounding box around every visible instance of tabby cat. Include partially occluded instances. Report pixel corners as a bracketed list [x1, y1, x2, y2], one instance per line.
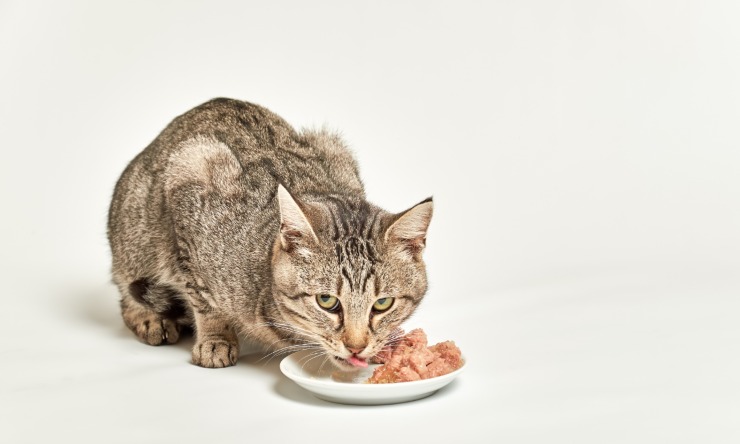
[107, 98, 433, 369]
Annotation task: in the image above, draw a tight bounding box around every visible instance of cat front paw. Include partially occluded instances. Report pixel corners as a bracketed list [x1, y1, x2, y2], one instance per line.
[192, 339, 238, 368]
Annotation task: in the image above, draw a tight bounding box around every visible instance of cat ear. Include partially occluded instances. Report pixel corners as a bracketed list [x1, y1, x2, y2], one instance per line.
[385, 197, 433, 258]
[276, 184, 318, 251]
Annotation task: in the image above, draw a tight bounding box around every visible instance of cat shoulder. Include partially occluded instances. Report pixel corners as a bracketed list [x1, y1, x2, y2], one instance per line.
[163, 136, 243, 197]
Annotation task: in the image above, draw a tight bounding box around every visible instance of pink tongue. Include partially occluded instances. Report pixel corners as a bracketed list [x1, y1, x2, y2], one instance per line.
[348, 356, 368, 368]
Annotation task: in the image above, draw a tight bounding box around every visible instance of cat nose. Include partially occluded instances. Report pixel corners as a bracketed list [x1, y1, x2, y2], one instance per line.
[347, 346, 365, 355]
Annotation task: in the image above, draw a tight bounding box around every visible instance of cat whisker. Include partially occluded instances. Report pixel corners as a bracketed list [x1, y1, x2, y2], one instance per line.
[258, 342, 323, 365]
[298, 350, 330, 371]
[237, 320, 326, 359]
[263, 342, 321, 358]
[316, 355, 332, 374]
[258, 319, 326, 343]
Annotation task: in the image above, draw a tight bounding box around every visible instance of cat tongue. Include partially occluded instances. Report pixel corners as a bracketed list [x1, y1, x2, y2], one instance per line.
[348, 356, 368, 368]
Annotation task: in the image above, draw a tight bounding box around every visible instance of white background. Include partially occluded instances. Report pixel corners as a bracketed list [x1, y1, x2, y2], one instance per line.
[1, 1, 738, 443]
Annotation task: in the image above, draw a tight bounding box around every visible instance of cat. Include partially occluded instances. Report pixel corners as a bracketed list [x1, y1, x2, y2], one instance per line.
[107, 98, 433, 369]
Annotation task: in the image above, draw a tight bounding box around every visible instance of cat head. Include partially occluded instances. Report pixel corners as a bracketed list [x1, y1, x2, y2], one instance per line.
[271, 184, 433, 370]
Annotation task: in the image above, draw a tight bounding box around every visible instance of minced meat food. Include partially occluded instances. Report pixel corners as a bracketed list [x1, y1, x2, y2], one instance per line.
[367, 329, 463, 383]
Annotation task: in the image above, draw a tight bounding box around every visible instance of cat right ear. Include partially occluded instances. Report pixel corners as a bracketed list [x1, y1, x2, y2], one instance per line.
[276, 184, 318, 252]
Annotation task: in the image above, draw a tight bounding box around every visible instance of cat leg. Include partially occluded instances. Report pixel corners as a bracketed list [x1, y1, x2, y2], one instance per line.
[190, 310, 239, 368]
[119, 278, 186, 346]
[182, 284, 238, 368]
[161, 143, 243, 367]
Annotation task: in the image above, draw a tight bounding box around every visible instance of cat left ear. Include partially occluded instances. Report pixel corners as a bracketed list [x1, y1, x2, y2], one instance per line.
[385, 197, 433, 258]
[277, 184, 318, 251]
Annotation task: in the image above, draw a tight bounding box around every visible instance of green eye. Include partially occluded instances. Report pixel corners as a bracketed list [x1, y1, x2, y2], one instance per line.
[316, 294, 340, 312]
[372, 297, 394, 312]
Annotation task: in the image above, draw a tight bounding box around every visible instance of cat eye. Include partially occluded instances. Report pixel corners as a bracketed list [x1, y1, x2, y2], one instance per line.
[372, 297, 394, 312]
[316, 294, 340, 312]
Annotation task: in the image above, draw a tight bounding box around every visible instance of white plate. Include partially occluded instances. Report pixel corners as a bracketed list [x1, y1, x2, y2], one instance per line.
[279, 350, 465, 405]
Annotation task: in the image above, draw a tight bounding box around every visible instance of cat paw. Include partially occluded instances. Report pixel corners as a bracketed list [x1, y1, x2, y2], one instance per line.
[192, 339, 238, 368]
[128, 314, 181, 346]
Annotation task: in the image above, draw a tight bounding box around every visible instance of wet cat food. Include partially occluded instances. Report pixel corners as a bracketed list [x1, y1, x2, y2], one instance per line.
[367, 329, 463, 383]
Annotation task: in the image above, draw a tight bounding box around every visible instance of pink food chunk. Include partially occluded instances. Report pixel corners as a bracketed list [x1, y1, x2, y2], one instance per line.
[367, 329, 463, 384]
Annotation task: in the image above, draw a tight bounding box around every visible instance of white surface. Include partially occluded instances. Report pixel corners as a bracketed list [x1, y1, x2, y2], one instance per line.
[279, 350, 466, 405]
[1, 1, 739, 443]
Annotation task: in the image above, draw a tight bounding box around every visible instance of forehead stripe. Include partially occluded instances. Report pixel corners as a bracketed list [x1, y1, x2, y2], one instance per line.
[341, 266, 353, 292]
[364, 209, 379, 238]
